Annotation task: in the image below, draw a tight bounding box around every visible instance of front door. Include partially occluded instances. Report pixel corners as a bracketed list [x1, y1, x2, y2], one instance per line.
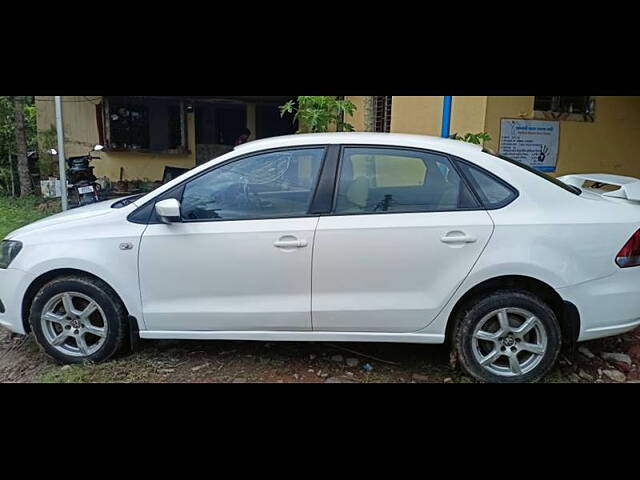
[312, 146, 495, 333]
[139, 147, 326, 332]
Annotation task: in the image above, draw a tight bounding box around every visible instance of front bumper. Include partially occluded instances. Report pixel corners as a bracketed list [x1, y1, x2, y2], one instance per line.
[0, 268, 35, 335]
[558, 268, 640, 342]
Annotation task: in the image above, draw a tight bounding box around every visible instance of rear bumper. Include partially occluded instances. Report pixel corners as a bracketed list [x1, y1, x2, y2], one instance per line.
[0, 268, 35, 335]
[557, 268, 640, 342]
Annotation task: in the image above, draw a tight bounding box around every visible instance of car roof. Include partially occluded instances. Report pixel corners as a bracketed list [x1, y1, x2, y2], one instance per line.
[233, 132, 483, 156]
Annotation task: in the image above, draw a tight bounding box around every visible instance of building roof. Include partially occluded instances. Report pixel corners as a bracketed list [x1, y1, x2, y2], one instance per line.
[234, 132, 483, 156]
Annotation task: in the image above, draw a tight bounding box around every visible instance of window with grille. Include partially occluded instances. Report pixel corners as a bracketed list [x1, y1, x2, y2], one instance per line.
[534, 96, 594, 116]
[374, 96, 393, 132]
[102, 96, 188, 153]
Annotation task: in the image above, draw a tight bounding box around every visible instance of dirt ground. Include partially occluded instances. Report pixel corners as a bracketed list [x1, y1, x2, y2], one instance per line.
[1, 326, 639, 383]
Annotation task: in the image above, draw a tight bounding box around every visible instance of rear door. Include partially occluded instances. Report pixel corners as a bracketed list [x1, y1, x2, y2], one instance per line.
[312, 146, 495, 333]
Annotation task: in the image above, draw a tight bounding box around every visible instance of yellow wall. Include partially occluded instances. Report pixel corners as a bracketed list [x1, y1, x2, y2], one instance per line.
[36, 96, 251, 181]
[346, 96, 488, 136]
[484, 96, 640, 177]
[348, 95, 640, 178]
[39, 96, 640, 181]
[36, 96, 197, 181]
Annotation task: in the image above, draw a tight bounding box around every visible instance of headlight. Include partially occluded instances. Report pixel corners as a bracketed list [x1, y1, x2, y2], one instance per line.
[0, 241, 23, 269]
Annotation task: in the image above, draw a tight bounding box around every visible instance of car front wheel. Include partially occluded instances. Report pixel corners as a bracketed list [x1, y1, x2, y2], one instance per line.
[30, 275, 128, 364]
[454, 290, 562, 383]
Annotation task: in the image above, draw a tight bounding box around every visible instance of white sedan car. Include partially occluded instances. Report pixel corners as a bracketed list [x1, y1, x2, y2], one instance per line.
[1, 133, 639, 382]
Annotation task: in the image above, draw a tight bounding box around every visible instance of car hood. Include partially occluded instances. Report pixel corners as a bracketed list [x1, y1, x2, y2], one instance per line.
[5, 199, 120, 240]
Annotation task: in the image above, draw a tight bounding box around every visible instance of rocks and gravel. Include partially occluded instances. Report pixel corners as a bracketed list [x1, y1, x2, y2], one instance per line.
[1, 326, 639, 384]
[578, 346, 596, 359]
[324, 376, 357, 383]
[601, 352, 632, 367]
[346, 358, 359, 367]
[602, 369, 627, 383]
[578, 370, 594, 381]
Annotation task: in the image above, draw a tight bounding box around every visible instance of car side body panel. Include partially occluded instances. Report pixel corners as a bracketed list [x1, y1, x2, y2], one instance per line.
[5, 203, 147, 331]
[2, 133, 639, 347]
[311, 211, 494, 333]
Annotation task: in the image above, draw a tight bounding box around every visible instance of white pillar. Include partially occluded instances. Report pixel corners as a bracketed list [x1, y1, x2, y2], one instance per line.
[54, 96, 68, 211]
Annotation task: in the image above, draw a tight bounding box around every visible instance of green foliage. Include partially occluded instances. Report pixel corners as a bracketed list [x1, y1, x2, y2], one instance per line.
[36, 127, 59, 178]
[0, 96, 38, 196]
[450, 132, 492, 145]
[0, 195, 60, 239]
[280, 96, 356, 133]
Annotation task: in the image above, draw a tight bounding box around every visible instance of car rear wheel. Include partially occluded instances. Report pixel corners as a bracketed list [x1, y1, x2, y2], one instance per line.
[454, 290, 562, 383]
[30, 275, 128, 364]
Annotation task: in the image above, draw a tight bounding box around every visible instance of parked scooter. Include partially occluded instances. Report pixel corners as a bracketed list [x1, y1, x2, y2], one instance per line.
[48, 144, 104, 207]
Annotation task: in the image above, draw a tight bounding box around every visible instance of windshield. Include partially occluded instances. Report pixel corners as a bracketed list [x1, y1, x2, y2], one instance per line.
[482, 149, 581, 196]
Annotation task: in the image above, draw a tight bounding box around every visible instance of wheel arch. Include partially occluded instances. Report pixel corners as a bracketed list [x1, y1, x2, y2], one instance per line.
[444, 275, 580, 348]
[21, 268, 140, 342]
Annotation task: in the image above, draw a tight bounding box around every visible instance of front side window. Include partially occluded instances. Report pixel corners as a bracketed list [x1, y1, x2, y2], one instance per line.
[181, 148, 325, 221]
[334, 147, 478, 214]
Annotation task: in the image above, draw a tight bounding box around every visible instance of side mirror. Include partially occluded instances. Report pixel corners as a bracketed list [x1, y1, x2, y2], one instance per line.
[47, 148, 58, 155]
[92, 144, 104, 152]
[155, 199, 182, 224]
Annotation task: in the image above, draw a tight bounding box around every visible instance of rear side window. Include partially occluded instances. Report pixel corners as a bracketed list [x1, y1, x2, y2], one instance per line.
[455, 161, 518, 209]
[334, 147, 479, 214]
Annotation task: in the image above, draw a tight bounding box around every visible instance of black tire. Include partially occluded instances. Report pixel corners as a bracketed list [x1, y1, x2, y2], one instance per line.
[29, 275, 128, 364]
[453, 289, 562, 383]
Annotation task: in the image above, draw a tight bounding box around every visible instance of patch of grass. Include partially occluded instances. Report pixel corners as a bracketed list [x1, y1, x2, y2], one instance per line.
[0, 195, 60, 239]
[37, 352, 162, 383]
[40, 364, 96, 383]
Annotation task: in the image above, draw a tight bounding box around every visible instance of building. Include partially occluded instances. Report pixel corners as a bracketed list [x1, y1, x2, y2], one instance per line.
[35, 96, 297, 182]
[347, 96, 640, 178]
[36, 96, 640, 182]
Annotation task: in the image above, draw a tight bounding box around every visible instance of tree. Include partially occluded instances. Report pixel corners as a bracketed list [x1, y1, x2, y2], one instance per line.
[280, 96, 356, 133]
[450, 132, 492, 145]
[13, 96, 32, 196]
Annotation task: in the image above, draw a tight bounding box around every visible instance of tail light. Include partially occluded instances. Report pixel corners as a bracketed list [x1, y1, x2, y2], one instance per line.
[616, 229, 640, 268]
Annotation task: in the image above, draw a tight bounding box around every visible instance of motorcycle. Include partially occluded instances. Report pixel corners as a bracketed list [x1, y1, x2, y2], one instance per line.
[48, 144, 104, 207]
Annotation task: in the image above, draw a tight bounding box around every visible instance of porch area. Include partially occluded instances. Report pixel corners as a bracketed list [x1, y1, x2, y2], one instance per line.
[36, 95, 298, 191]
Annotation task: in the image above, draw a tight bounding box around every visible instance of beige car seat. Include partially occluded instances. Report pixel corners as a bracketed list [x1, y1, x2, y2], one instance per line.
[345, 176, 370, 209]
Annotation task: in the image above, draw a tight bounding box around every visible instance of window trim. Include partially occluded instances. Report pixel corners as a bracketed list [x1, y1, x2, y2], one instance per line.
[128, 145, 331, 225]
[328, 144, 486, 217]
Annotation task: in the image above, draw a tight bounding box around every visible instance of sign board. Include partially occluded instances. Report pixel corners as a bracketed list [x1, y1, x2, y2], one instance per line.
[499, 119, 560, 172]
[40, 179, 62, 198]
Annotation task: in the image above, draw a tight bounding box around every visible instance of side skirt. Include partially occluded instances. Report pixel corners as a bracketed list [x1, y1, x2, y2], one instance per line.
[139, 330, 446, 344]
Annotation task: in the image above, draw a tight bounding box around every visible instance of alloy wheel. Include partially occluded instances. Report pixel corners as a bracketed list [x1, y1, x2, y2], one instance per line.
[471, 307, 548, 377]
[40, 292, 108, 357]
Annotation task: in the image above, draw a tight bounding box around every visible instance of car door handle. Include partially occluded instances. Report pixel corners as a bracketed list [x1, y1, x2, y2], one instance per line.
[440, 233, 478, 244]
[274, 238, 308, 249]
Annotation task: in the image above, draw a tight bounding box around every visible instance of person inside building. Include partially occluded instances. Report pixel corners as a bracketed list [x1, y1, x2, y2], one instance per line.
[235, 128, 252, 146]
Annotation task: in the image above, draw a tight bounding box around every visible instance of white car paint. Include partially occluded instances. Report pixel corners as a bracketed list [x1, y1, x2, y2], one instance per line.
[1, 133, 639, 348]
[139, 217, 319, 331]
[311, 211, 494, 332]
